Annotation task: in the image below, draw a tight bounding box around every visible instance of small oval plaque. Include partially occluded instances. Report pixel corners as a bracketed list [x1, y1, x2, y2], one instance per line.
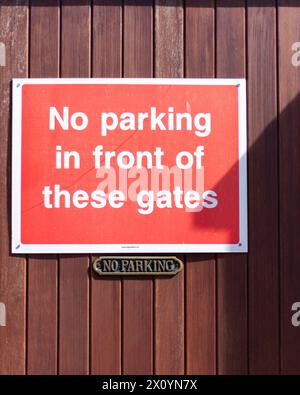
[93, 256, 183, 276]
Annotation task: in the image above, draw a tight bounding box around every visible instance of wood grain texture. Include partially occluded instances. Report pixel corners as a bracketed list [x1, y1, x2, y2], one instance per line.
[122, 1, 153, 375]
[61, 1, 91, 78]
[216, 1, 248, 375]
[123, 278, 153, 374]
[92, 1, 122, 78]
[154, 1, 184, 374]
[123, 1, 153, 78]
[91, 0, 122, 375]
[27, 257, 58, 374]
[278, 1, 300, 374]
[247, 1, 279, 374]
[155, 0, 183, 78]
[59, 256, 89, 374]
[27, 1, 59, 375]
[29, 1, 59, 78]
[0, 1, 28, 375]
[185, 1, 216, 375]
[59, 1, 90, 374]
[186, 255, 215, 374]
[185, 1, 214, 78]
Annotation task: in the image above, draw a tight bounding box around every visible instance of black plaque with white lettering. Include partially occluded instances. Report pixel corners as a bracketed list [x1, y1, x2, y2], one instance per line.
[93, 256, 183, 276]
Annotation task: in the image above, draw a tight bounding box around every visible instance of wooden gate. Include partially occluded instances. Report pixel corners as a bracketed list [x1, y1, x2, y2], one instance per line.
[0, 0, 300, 375]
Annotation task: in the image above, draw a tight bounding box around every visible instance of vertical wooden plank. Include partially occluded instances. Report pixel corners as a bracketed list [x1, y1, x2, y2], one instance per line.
[216, 1, 248, 375]
[0, 1, 28, 375]
[29, 1, 59, 78]
[61, 0, 91, 78]
[27, 1, 59, 375]
[27, 258, 57, 374]
[92, 1, 122, 78]
[185, 0, 216, 375]
[278, 1, 300, 374]
[123, 1, 153, 78]
[91, 0, 122, 375]
[59, 0, 91, 375]
[248, 1, 279, 374]
[122, 1, 153, 374]
[154, 0, 184, 374]
[123, 278, 153, 374]
[185, 1, 214, 78]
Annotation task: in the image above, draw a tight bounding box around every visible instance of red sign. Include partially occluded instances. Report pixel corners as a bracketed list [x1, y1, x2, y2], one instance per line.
[12, 79, 247, 253]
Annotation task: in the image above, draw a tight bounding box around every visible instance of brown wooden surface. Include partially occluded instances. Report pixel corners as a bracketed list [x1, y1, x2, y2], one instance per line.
[59, 1, 90, 375]
[248, 1, 279, 374]
[185, 1, 216, 375]
[0, 1, 28, 375]
[278, 0, 300, 374]
[91, 0, 122, 375]
[154, 1, 184, 374]
[122, 1, 153, 375]
[1, 0, 300, 375]
[216, 1, 248, 375]
[27, 1, 59, 375]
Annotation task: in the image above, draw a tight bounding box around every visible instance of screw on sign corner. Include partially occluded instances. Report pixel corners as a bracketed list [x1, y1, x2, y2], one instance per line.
[0, 302, 6, 327]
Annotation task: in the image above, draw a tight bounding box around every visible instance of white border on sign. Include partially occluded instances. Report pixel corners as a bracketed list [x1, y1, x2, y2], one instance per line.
[12, 78, 248, 254]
